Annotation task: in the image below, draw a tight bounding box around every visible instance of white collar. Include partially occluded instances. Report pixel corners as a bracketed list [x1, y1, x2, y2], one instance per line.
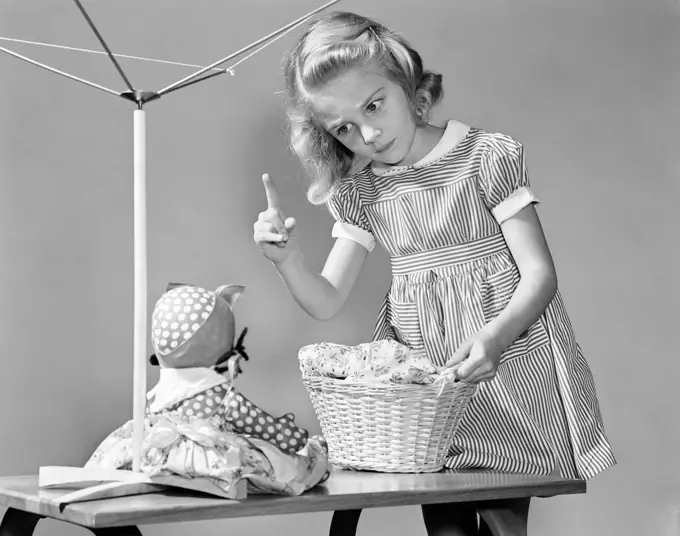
[147, 367, 229, 413]
[371, 119, 471, 176]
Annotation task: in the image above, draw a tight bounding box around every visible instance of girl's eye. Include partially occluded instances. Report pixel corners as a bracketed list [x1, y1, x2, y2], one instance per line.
[366, 99, 383, 113]
[334, 100, 383, 137]
[336, 124, 353, 137]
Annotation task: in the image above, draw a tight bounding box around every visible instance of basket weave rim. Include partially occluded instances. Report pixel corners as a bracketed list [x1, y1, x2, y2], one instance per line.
[300, 371, 469, 388]
[302, 376, 450, 384]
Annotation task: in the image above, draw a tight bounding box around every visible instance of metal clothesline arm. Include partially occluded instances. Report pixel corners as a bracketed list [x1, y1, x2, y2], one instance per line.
[156, 0, 340, 96]
[160, 7, 312, 98]
[160, 69, 225, 97]
[0, 0, 339, 105]
[0, 45, 123, 97]
[72, 0, 135, 94]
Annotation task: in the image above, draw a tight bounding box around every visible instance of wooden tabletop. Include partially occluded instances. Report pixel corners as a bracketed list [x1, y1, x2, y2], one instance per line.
[0, 471, 585, 528]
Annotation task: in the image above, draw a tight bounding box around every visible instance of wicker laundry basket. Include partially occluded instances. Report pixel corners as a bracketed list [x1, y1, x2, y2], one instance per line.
[301, 372, 477, 473]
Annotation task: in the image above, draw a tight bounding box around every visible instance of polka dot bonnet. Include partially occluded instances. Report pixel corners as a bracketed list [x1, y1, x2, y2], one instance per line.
[149, 283, 245, 369]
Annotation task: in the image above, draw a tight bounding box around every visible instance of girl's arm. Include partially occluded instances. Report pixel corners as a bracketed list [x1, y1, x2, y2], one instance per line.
[483, 204, 558, 349]
[255, 173, 369, 321]
[274, 237, 369, 321]
[451, 204, 558, 382]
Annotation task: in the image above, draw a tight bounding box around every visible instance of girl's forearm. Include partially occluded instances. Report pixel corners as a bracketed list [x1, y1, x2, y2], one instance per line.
[483, 267, 558, 351]
[273, 250, 343, 321]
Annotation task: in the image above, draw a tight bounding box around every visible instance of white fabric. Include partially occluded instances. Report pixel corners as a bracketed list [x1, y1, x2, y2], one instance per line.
[147, 367, 228, 413]
[371, 119, 471, 176]
[332, 221, 376, 251]
[492, 186, 540, 224]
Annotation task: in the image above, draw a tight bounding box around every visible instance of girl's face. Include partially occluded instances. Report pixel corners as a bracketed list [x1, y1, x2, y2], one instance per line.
[308, 62, 420, 166]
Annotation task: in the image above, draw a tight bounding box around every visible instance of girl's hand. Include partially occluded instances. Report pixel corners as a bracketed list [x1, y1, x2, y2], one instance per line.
[253, 173, 299, 265]
[445, 330, 505, 383]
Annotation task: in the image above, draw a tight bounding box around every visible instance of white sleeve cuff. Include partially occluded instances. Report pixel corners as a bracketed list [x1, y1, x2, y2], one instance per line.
[332, 222, 376, 252]
[492, 186, 540, 224]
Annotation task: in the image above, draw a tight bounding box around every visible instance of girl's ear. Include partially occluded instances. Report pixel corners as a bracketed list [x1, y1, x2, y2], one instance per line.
[215, 285, 246, 308]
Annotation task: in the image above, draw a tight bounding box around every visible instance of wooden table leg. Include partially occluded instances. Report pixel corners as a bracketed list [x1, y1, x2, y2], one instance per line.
[0, 508, 43, 536]
[477, 499, 530, 536]
[0, 507, 142, 536]
[329, 509, 362, 536]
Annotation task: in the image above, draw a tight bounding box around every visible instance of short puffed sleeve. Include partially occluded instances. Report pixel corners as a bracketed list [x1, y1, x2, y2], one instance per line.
[478, 134, 540, 224]
[325, 179, 376, 252]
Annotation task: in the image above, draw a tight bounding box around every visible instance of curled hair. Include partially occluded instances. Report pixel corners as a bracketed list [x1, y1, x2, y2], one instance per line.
[282, 11, 443, 204]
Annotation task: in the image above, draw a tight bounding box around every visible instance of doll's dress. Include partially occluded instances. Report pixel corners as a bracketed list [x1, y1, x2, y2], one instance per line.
[85, 367, 331, 499]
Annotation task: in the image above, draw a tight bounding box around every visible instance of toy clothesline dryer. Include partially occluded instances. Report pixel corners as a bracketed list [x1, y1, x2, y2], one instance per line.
[0, 0, 340, 503]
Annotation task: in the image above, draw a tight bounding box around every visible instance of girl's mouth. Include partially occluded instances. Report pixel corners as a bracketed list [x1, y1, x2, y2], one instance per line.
[375, 139, 395, 154]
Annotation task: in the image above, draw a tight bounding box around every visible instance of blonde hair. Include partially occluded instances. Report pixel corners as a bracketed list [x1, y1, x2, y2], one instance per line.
[282, 11, 444, 204]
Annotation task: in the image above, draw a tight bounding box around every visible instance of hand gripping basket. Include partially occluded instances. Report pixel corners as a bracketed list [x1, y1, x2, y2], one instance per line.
[301, 371, 477, 473]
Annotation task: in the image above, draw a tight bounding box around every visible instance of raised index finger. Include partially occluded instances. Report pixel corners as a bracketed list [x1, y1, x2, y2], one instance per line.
[262, 173, 281, 210]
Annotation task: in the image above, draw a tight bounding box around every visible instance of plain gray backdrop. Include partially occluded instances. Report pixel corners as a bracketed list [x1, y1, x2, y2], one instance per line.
[1, 0, 677, 534]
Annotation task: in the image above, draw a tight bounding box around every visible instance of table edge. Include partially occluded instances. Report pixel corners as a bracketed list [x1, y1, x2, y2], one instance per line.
[0, 478, 586, 528]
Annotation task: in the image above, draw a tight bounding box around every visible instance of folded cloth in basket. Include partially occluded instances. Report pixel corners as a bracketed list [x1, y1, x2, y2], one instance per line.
[298, 339, 442, 385]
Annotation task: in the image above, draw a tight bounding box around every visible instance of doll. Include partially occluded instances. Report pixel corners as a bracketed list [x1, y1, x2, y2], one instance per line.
[85, 283, 330, 499]
[147, 282, 310, 454]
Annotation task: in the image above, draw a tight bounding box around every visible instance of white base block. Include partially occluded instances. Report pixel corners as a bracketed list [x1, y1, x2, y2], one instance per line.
[38, 465, 247, 506]
[39, 466, 154, 488]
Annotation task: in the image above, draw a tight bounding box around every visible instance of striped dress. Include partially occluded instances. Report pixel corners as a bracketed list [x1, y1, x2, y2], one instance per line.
[326, 120, 616, 480]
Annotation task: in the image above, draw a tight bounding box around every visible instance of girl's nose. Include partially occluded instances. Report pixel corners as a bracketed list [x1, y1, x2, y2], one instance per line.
[360, 125, 381, 144]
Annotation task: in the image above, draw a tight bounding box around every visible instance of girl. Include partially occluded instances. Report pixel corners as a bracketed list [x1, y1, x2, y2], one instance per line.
[253, 11, 615, 535]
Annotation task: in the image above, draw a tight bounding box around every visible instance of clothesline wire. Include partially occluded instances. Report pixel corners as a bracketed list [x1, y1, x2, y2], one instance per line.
[157, 0, 339, 95]
[0, 0, 339, 102]
[0, 36, 255, 75]
[160, 13, 307, 96]
[0, 16, 299, 97]
[0, 9, 305, 97]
